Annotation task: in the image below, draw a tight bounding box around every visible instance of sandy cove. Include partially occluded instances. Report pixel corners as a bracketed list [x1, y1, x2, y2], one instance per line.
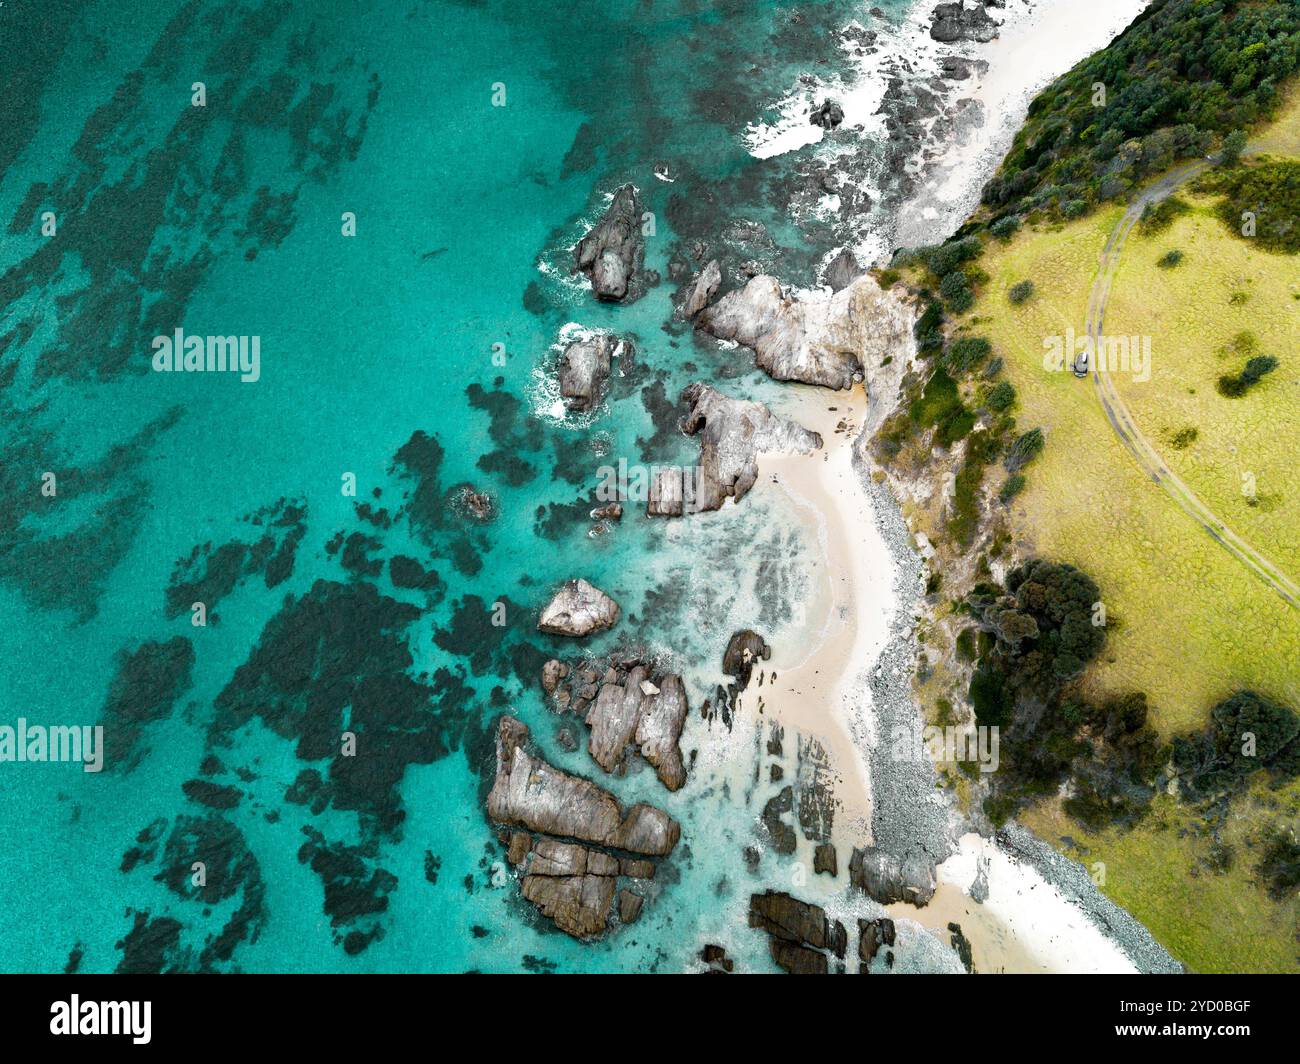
[740, 376, 1148, 972]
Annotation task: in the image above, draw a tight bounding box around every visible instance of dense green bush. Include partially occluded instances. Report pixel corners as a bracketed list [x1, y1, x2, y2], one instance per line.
[1171, 690, 1300, 801]
[1157, 248, 1185, 268]
[1008, 280, 1035, 304]
[946, 336, 993, 374]
[981, 0, 1300, 223]
[1218, 354, 1279, 397]
[1202, 158, 1300, 253]
[1004, 427, 1045, 472]
[986, 380, 1016, 412]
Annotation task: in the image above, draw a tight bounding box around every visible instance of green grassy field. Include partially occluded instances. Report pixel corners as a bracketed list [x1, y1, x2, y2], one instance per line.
[971, 206, 1300, 735]
[954, 118, 1300, 970]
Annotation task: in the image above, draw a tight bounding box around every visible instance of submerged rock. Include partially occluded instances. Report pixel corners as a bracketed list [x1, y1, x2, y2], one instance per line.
[848, 845, 937, 906]
[557, 332, 622, 412]
[574, 184, 644, 302]
[647, 383, 821, 516]
[538, 579, 620, 638]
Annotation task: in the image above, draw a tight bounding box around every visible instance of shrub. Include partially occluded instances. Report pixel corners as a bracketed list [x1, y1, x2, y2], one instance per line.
[1140, 195, 1190, 233]
[1217, 355, 1278, 397]
[1256, 827, 1300, 901]
[1008, 280, 1035, 305]
[914, 299, 945, 356]
[925, 236, 983, 278]
[1169, 426, 1198, 449]
[989, 216, 1020, 241]
[1205, 159, 1300, 252]
[999, 474, 1026, 503]
[1004, 427, 1045, 472]
[986, 380, 1016, 412]
[1156, 249, 1184, 268]
[940, 269, 972, 305]
[946, 336, 992, 374]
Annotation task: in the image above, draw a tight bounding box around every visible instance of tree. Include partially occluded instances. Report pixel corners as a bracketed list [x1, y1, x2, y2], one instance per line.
[1221, 129, 1248, 167]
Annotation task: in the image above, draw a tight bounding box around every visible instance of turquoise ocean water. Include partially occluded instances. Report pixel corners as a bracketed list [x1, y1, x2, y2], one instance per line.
[0, 0, 913, 972]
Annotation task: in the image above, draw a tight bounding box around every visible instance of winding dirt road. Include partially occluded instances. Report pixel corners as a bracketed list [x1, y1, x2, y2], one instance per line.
[1084, 158, 1300, 609]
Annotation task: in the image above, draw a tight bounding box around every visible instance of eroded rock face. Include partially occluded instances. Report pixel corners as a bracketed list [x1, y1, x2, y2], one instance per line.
[722, 629, 771, 689]
[823, 247, 864, 293]
[574, 184, 644, 302]
[538, 579, 620, 638]
[848, 845, 937, 906]
[558, 333, 623, 412]
[697, 273, 896, 390]
[929, 1, 999, 43]
[647, 383, 821, 516]
[486, 718, 680, 939]
[677, 259, 721, 320]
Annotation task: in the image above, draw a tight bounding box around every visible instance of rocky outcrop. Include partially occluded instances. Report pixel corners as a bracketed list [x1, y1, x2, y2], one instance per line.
[545, 653, 690, 791]
[487, 717, 679, 856]
[823, 247, 864, 293]
[858, 917, 896, 970]
[761, 786, 797, 856]
[704, 629, 773, 728]
[618, 889, 644, 924]
[574, 184, 644, 302]
[848, 845, 937, 906]
[538, 579, 620, 638]
[676, 259, 721, 320]
[557, 333, 623, 412]
[809, 98, 844, 130]
[722, 629, 770, 689]
[814, 842, 838, 877]
[929, 1, 999, 43]
[939, 55, 989, 81]
[700, 944, 734, 973]
[696, 273, 907, 391]
[748, 891, 847, 974]
[647, 383, 821, 516]
[487, 718, 680, 939]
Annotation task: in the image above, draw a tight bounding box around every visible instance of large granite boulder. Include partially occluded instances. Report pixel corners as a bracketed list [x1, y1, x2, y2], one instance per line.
[538, 579, 620, 638]
[696, 273, 890, 389]
[574, 184, 644, 302]
[929, 1, 999, 43]
[848, 845, 937, 906]
[677, 259, 721, 320]
[557, 332, 623, 412]
[487, 717, 679, 855]
[647, 383, 821, 516]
